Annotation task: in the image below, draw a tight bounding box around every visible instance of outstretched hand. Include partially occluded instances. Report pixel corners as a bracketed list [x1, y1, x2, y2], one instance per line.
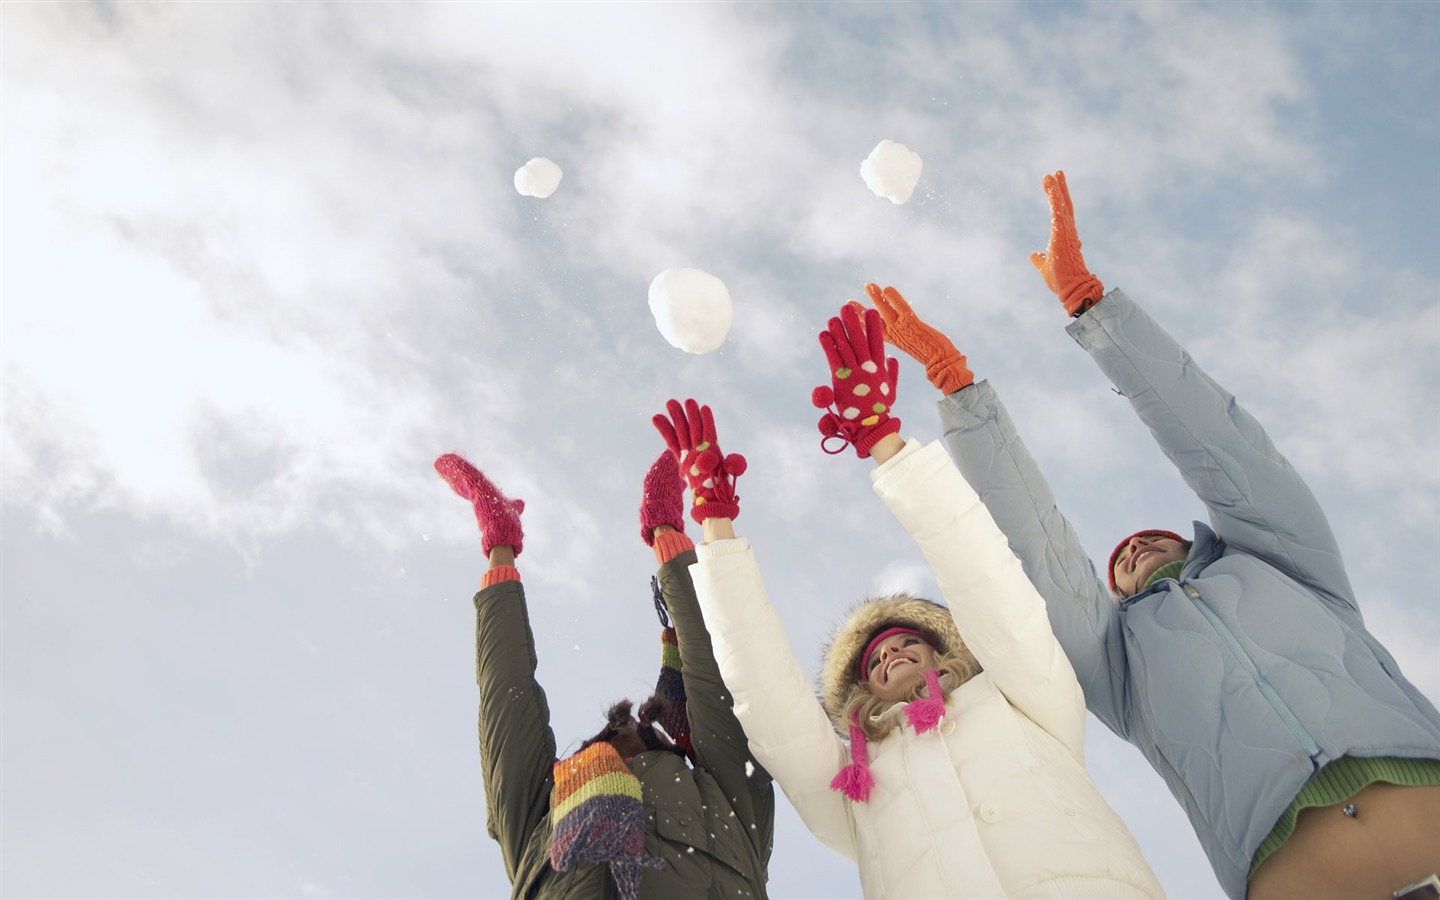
[861, 283, 973, 395]
[1029, 170, 1105, 317]
[638, 452, 686, 547]
[434, 453, 526, 557]
[652, 399, 746, 524]
[811, 304, 902, 458]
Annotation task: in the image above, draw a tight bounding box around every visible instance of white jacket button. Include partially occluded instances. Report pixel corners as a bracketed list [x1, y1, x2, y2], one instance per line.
[1064, 807, 1077, 816]
[1029, 765, 1042, 775]
[980, 802, 1001, 822]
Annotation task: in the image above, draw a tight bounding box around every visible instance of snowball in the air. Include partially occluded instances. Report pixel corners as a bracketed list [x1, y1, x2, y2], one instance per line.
[648, 268, 733, 355]
[514, 158, 563, 198]
[860, 140, 923, 204]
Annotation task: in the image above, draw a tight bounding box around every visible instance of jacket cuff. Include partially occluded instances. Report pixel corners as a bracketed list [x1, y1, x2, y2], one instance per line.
[869, 437, 925, 483]
[1065, 286, 1130, 347]
[694, 536, 751, 562]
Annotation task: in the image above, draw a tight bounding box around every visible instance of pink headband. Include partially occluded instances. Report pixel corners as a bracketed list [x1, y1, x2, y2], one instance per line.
[859, 627, 923, 681]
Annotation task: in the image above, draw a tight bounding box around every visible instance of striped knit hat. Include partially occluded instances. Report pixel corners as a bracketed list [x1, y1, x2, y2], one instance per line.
[548, 741, 663, 898]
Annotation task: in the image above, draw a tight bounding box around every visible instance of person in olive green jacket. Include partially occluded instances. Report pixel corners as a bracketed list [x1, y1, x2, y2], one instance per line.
[434, 447, 774, 900]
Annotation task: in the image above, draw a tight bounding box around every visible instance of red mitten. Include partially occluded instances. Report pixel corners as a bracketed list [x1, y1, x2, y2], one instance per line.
[812, 304, 902, 458]
[434, 453, 525, 557]
[638, 452, 687, 547]
[651, 399, 746, 524]
[1029, 170, 1105, 317]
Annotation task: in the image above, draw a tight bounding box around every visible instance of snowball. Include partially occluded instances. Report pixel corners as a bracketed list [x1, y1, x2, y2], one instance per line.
[648, 268, 733, 354]
[860, 140, 923, 204]
[513, 157, 562, 198]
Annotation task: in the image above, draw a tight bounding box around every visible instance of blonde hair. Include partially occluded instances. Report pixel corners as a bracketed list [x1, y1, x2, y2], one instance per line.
[839, 644, 982, 743]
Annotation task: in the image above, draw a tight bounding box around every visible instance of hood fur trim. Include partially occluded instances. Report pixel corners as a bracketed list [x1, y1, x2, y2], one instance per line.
[818, 593, 967, 734]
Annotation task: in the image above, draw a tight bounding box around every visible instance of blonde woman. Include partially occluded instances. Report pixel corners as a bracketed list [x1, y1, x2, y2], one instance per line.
[652, 305, 1163, 899]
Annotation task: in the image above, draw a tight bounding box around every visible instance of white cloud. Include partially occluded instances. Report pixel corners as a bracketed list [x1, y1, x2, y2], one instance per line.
[3, 6, 1435, 897]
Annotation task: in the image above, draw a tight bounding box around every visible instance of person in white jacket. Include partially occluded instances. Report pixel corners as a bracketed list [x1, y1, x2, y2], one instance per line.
[650, 306, 1164, 900]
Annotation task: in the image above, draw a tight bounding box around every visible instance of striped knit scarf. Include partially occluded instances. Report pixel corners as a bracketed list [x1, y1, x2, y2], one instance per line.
[548, 741, 663, 898]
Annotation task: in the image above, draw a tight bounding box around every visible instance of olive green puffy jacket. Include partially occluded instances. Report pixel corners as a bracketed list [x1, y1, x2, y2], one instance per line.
[475, 550, 774, 899]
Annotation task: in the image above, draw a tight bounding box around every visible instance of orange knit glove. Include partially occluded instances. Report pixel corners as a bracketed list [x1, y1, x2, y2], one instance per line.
[1029, 170, 1105, 317]
[859, 283, 974, 395]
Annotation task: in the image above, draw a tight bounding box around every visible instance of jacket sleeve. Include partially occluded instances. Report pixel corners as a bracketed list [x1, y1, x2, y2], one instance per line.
[1068, 289, 1357, 611]
[474, 581, 557, 883]
[872, 439, 1088, 756]
[687, 540, 860, 862]
[938, 382, 1131, 738]
[657, 549, 776, 864]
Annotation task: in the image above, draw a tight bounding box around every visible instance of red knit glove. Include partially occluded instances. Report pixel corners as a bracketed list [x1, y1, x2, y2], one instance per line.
[812, 304, 902, 458]
[651, 399, 746, 524]
[1029, 170, 1105, 317]
[638, 451, 686, 547]
[434, 453, 525, 557]
[861, 283, 974, 395]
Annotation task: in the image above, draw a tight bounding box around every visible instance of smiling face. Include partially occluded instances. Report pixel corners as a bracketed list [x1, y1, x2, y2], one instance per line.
[1112, 533, 1190, 597]
[863, 632, 938, 703]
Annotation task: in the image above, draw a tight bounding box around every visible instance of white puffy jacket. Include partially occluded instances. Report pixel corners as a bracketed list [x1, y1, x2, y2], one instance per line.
[689, 439, 1163, 900]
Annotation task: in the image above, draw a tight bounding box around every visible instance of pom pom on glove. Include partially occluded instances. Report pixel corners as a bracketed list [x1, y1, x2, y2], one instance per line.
[812, 304, 902, 458]
[652, 399, 746, 524]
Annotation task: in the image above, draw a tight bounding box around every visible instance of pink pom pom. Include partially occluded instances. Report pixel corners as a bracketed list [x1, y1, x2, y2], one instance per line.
[818, 415, 840, 438]
[905, 696, 945, 733]
[724, 453, 747, 477]
[829, 762, 874, 803]
[904, 670, 946, 734]
[812, 385, 834, 409]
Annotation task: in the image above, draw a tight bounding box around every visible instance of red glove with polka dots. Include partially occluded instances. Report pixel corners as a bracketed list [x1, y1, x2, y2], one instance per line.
[652, 398, 746, 524]
[812, 304, 902, 458]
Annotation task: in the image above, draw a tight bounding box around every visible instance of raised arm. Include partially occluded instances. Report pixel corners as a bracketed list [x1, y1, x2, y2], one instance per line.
[653, 399, 857, 861]
[859, 286, 1131, 736]
[434, 454, 556, 883]
[636, 451, 774, 861]
[1067, 292, 1355, 608]
[1031, 170, 1355, 610]
[816, 304, 1086, 751]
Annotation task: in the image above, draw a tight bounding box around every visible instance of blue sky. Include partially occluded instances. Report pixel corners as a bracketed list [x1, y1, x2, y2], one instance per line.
[4, 3, 1438, 898]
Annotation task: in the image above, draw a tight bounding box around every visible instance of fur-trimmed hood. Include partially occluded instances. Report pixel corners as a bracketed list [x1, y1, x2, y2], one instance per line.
[818, 593, 969, 734]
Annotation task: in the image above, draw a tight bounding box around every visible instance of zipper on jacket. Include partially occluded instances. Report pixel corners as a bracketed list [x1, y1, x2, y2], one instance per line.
[1181, 581, 1321, 759]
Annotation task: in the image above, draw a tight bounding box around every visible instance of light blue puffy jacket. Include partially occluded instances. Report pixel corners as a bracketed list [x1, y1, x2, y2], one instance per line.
[937, 288, 1440, 900]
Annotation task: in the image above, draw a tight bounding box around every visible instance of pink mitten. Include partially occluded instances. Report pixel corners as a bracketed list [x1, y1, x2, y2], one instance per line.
[434, 453, 525, 557]
[638, 452, 687, 547]
[812, 304, 902, 458]
[651, 399, 746, 524]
